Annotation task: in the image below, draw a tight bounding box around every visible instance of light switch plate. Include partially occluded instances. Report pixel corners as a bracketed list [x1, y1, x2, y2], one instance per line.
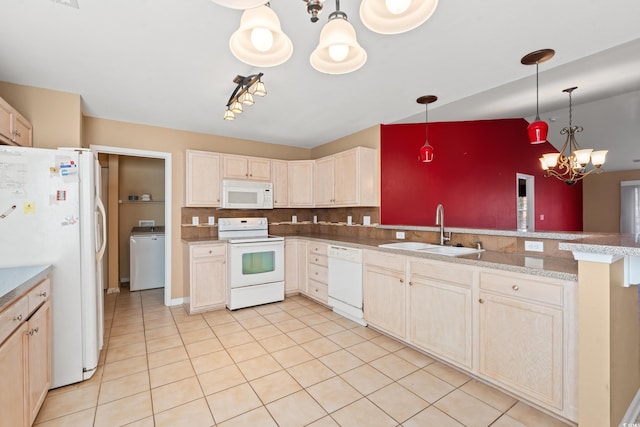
[524, 241, 544, 252]
[396, 231, 405, 239]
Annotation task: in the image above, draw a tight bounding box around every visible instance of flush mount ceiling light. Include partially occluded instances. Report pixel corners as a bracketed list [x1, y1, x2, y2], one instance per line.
[223, 73, 266, 121]
[521, 48, 555, 144]
[229, 4, 293, 67]
[417, 95, 437, 163]
[359, 0, 439, 34]
[539, 87, 608, 185]
[310, 0, 367, 75]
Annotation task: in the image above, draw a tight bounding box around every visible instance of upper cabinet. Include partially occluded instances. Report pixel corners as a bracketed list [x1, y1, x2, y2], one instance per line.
[223, 154, 271, 181]
[288, 160, 314, 207]
[271, 159, 289, 207]
[0, 96, 33, 147]
[185, 150, 221, 207]
[314, 147, 378, 207]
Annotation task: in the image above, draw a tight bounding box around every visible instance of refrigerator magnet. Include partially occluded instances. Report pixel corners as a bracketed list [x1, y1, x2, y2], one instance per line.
[24, 202, 35, 214]
[56, 190, 67, 201]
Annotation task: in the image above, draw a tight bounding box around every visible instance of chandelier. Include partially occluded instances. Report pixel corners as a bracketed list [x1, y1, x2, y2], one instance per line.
[539, 87, 608, 185]
[417, 95, 437, 162]
[223, 73, 266, 121]
[212, 0, 439, 74]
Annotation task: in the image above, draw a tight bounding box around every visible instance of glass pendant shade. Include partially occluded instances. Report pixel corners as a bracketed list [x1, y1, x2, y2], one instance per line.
[211, 0, 266, 10]
[419, 142, 434, 162]
[250, 81, 267, 96]
[229, 5, 293, 67]
[591, 150, 608, 167]
[310, 18, 367, 74]
[360, 0, 438, 34]
[239, 91, 254, 105]
[542, 153, 560, 168]
[230, 101, 243, 114]
[527, 119, 548, 144]
[223, 109, 235, 120]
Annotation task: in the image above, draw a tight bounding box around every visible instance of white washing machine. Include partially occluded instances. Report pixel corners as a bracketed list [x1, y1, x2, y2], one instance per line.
[129, 226, 165, 291]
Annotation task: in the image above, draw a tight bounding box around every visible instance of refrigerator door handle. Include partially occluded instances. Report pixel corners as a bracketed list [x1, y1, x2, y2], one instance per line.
[96, 195, 107, 262]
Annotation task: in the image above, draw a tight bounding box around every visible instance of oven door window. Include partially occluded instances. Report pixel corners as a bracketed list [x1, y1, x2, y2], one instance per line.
[242, 251, 275, 275]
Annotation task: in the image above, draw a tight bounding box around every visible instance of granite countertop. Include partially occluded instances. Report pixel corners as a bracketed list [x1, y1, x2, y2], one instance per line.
[0, 265, 52, 314]
[558, 233, 640, 257]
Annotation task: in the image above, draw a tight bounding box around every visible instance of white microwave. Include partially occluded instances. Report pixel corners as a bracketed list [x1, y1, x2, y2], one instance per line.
[221, 179, 273, 209]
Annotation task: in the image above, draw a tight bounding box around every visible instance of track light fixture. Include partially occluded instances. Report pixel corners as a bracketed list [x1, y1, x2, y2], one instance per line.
[223, 73, 266, 121]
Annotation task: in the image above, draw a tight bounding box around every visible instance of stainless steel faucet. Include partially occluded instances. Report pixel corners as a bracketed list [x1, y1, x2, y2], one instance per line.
[435, 204, 451, 245]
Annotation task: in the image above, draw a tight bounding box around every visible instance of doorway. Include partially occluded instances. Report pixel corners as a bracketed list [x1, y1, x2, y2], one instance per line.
[516, 173, 535, 232]
[91, 145, 173, 306]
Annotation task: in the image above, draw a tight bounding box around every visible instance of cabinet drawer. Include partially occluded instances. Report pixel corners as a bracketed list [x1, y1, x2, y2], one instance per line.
[308, 263, 328, 284]
[28, 278, 50, 314]
[410, 259, 473, 286]
[308, 243, 328, 257]
[307, 279, 328, 302]
[192, 245, 226, 258]
[0, 297, 28, 345]
[480, 272, 563, 306]
[364, 250, 406, 272]
[309, 253, 328, 267]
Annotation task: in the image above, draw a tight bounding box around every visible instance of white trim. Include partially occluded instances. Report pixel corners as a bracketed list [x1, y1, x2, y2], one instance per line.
[106, 287, 120, 294]
[90, 144, 173, 307]
[169, 297, 187, 306]
[571, 251, 624, 264]
[621, 180, 640, 187]
[619, 387, 640, 427]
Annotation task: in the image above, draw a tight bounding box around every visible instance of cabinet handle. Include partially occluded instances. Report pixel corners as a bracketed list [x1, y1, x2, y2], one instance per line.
[512, 285, 519, 291]
[479, 298, 484, 304]
[34, 327, 39, 334]
[315, 272, 318, 276]
[208, 250, 212, 254]
[14, 314, 23, 321]
[28, 329, 34, 336]
[399, 278, 404, 283]
[409, 281, 413, 286]
[315, 258, 319, 262]
[14, 130, 21, 137]
[39, 291, 47, 298]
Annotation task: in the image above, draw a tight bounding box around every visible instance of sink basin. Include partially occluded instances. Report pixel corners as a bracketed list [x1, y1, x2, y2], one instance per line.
[378, 242, 484, 257]
[418, 246, 485, 257]
[378, 242, 439, 251]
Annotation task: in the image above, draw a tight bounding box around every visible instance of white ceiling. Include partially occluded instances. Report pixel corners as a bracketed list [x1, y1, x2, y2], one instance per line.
[0, 0, 639, 170]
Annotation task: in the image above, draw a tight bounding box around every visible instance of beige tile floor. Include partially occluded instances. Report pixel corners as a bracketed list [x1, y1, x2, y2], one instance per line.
[34, 287, 573, 427]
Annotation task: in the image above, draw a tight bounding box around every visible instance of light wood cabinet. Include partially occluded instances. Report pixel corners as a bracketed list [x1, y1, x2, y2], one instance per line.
[271, 159, 289, 207]
[285, 240, 299, 295]
[223, 154, 271, 181]
[306, 242, 328, 303]
[185, 150, 221, 207]
[478, 271, 573, 415]
[408, 259, 473, 369]
[363, 250, 407, 338]
[0, 96, 32, 147]
[314, 147, 378, 207]
[185, 243, 227, 314]
[288, 160, 314, 207]
[0, 276, 51, 427]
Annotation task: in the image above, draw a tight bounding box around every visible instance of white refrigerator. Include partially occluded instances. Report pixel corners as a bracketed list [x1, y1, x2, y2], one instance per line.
[0, 146, 106, 388]
[621, 180, 640, 237]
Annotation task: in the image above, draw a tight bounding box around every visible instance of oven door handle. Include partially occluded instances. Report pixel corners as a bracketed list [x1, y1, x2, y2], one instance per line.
[229, 241, 284, 249]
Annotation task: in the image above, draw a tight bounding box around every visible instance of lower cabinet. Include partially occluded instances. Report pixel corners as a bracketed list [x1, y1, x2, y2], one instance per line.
[0, 277, 52, 427]
[306, 242, 328, 304]
[363, 250, 407, 339]
[185, 243, 227, 314]
[284, 240, 299, 295]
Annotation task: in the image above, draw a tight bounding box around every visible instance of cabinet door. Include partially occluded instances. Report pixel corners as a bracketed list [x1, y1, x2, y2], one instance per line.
[333, 149, 358, 205]
[409, 277, 472, 368]
[186, 150, 221, 206]
[223, 155, 249, 180]
[28, 301, 51, 425]
[285, 240, 298, 294]
[0, 97, 13, 143]
[271, 160, 289, 207]
[0, 322, 27, 427]
[248, 158, 271, 181]
[191, 247, 226, 311]
[288, 161, 314, 207]
[363, 265, 406, 338]
[13, 112, 33, 147]
[314, 156, 334, 206]
[479, 292, 563, 410]
[297, 241, 308, 294]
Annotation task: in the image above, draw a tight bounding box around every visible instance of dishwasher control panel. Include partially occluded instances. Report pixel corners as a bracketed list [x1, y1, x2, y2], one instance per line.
[328, 245, 363, 263]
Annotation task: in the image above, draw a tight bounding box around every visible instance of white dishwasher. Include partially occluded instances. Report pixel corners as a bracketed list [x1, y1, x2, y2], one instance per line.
[328, 245, 366, 326]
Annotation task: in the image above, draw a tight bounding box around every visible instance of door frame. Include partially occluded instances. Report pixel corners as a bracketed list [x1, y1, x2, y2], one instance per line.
[91, 144, 173, 307]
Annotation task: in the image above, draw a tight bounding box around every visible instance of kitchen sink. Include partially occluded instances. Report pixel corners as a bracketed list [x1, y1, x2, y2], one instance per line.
[378, 242, 440, 250]
[378, 242, 484, 257]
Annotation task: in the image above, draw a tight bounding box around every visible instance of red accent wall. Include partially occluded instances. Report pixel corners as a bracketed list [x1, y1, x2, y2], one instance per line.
[380, 119, 583, 231]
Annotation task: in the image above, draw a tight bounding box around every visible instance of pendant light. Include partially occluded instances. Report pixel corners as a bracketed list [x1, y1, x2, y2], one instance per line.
[310, 0, 367, 75]
[229, 4, 293, 67]
[360, 0, 439, 34]
[417, 95, 437, 163]
[521, 49, 555, 144]
[210, 0, 265, 10]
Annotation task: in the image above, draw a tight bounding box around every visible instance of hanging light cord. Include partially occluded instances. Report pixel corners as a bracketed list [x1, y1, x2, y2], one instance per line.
[535, 62, 541, 121]
[425, 103, 429, 141]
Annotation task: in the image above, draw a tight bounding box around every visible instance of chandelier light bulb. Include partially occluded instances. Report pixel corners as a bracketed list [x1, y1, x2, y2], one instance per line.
[329, 44, 349, 62]
[385, 0, 411, 14]
[250, 27, 274, 52]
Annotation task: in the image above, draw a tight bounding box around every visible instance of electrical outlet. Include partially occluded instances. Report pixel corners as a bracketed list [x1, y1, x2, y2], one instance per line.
[396, 231, 406, 239]
[524, 241, 544, 252]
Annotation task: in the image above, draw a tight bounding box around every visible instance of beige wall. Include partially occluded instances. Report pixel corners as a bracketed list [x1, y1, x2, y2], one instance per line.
[0, 81, 82, 148]
[583, 169, 640, 232]
[311, 126, 380, 159]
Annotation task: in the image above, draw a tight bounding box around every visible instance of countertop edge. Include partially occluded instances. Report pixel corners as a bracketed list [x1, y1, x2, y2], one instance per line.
[0, 264, 53, 314]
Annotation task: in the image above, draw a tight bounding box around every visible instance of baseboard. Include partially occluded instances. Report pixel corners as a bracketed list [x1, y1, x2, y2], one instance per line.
[106, 287, 120, 294]
[619, 387, 640, 427]
[169, 297, 186, 306]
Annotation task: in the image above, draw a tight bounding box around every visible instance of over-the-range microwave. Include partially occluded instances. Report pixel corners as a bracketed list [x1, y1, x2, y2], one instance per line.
[221, 179, 273, 209]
